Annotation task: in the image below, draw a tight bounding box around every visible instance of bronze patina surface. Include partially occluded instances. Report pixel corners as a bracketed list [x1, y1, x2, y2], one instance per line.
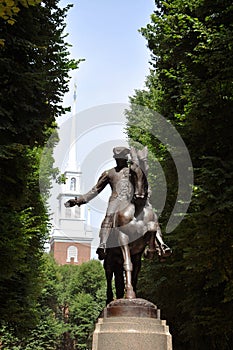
[104, 298, 158, 318]
[65, 146, 172, 303]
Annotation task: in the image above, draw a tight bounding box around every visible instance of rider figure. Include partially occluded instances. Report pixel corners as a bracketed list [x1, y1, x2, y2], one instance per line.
[67, 147, 148, 259]
[65, 146, 171, 260]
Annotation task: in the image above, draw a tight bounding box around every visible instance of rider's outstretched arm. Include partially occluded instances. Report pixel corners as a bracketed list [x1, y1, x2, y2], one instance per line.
[77, 171, 109, 205]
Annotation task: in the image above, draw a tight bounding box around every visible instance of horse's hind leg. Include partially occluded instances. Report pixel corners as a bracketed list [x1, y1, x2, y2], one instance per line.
[131, 253, 142, 294]
[114, 266, 125, 300]
[118, 231, 136, 299]
[105, 267, 114, 305]
[104, 255, 114, 305]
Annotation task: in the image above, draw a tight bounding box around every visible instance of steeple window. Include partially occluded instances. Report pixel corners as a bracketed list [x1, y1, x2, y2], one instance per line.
[70, 177, 76, 191]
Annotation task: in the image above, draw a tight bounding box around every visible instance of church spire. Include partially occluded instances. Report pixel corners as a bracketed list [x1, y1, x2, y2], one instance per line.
[67, 83, 79, 172]
[50, 83, 93, 265]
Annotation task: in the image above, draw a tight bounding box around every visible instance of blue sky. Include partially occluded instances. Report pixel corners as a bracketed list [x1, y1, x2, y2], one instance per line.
[46, 2, 193, 256]
[49, 1, 156, 255]
[60, 0, 155, 111]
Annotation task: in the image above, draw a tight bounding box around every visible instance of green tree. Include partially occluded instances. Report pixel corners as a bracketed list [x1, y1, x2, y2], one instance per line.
[0, 0, 42, 46]
[0, 254, 67, 349]
[127, 1, 233, 349]
[58, 260, 106, 349]
[66, 259, 106, 298]
[0, 0, 80, 335]
[69, 293, 99, 350]
[0, 0, 41, 25]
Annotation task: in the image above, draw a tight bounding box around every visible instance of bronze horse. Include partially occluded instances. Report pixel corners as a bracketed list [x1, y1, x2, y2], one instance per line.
[103, 198, 171, 304]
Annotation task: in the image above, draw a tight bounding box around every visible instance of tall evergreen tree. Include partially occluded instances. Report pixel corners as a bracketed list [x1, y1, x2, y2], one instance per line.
[127, 1, 233, 348]
[0, 0, 79, 333]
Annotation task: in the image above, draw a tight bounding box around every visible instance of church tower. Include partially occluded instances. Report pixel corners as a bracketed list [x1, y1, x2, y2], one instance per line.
[50, 85, 93, 265]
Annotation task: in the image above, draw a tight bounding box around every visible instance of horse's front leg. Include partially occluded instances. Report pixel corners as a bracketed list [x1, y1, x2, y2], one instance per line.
[118, 230, 136, 299]
[144, 230, 157, 259]
[155, 222, 172, 258]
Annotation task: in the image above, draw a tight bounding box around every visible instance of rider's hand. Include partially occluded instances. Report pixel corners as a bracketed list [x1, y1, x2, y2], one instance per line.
[64, 199, 76, 207]
[64, 196, 86, 208]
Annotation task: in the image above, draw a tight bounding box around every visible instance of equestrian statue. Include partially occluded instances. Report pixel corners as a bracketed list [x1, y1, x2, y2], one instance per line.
[65, 146, 171, 303]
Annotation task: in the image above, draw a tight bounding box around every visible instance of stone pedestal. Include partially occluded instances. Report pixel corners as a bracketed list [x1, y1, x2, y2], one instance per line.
[92, 299, 172, 350]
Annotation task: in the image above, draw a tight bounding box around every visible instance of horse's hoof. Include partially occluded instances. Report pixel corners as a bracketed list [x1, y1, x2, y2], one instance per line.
[125, 288, 136, 299]
[161, 245, 172, 257]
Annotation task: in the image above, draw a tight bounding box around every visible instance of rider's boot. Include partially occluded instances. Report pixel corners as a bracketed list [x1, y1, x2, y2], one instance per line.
[96, 216, 113, 260]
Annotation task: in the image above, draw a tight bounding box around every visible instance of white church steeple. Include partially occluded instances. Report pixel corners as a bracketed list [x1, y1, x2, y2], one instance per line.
[61, 83, 82, 198]
[66, 83, 79, 172]
[50, 84, 93, 265]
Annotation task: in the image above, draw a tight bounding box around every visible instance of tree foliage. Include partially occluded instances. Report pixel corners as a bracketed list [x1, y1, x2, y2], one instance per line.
[0, 0, 78, 147]
[127, 1, 233, 349]
[58, 260, 106, 349]
[0, 0, 41, 25]
[0, 0, 80, 335]
[0, 256, 106, 350]
[0, 0, 42, 47]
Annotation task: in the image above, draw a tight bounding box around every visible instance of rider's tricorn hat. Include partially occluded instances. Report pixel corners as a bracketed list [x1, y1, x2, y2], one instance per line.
[113, 147, 130, 159]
